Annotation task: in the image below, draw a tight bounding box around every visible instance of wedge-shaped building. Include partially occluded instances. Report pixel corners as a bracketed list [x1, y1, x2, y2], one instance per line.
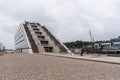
[0, 43, 5, 52]
[15, 21, 70, 53]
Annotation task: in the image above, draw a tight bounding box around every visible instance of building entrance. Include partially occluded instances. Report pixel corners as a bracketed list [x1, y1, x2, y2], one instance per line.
[44, 47, 53, 52]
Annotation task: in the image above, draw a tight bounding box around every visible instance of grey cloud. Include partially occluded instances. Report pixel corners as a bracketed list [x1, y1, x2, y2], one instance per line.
[0, 0, 120, 49]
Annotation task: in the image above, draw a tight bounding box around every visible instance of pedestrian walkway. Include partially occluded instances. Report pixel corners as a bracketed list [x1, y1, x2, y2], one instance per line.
[40, 53, 120, 65]
[0, 53, 120, 80]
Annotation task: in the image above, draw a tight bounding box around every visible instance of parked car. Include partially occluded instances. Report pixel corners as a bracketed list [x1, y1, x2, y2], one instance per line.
[5, 50, 14, 54]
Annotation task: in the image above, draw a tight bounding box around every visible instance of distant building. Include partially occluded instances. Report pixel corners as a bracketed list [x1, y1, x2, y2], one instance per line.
[0, 43, 5, 52]
[15, 21, 70, 54]
[110, 36, 120, 42]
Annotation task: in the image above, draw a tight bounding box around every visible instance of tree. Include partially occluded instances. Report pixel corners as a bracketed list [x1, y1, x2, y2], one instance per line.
[64, 40, 93, 49]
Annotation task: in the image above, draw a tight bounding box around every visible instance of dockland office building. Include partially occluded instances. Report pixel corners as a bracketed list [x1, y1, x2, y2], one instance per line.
[15, 21, 69, 54]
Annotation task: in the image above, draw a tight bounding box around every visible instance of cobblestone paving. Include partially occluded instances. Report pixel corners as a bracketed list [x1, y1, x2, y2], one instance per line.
[0, 54, 120, 80]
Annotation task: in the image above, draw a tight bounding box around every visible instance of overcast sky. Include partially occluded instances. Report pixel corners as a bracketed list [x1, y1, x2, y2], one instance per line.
[0, 0, 120, 49]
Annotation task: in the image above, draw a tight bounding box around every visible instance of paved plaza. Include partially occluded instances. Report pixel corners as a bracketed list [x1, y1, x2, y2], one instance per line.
[0, 53, 120, 80]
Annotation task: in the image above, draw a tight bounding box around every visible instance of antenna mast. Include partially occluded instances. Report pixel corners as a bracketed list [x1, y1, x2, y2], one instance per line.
[89, 29, 93, 42]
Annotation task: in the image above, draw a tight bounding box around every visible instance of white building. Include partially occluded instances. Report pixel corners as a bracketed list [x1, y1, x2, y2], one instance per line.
[15, 21, 70, 54]
[15, 23, 33, 53]
[0, 43, 5, 52]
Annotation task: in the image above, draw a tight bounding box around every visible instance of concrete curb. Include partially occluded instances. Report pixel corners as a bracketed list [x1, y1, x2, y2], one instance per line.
[39, 54, 120, 65]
